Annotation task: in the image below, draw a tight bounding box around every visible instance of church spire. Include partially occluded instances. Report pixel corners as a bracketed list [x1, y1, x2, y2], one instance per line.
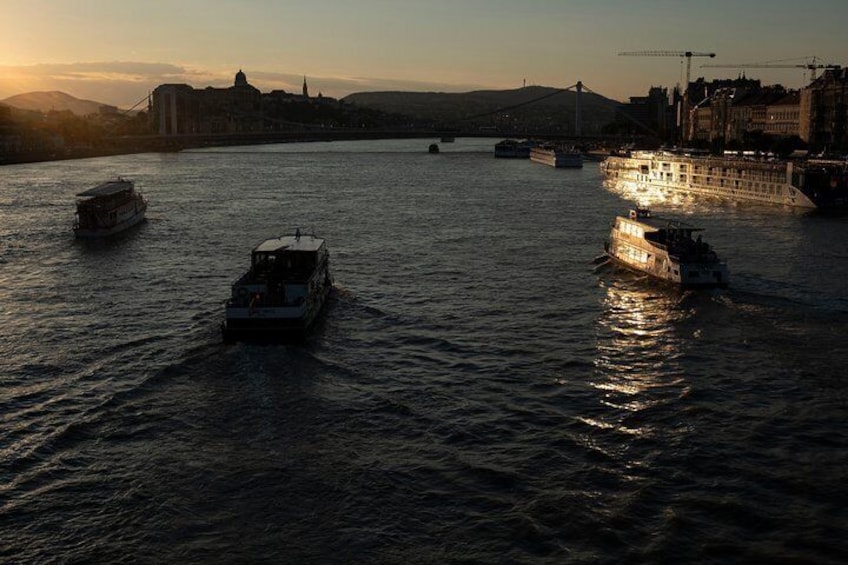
[302, 75, 309, 98]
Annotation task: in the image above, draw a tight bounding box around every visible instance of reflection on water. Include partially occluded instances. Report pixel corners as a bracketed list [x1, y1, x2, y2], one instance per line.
[590, 275, 693, 438]
[602, 177, 690, 208]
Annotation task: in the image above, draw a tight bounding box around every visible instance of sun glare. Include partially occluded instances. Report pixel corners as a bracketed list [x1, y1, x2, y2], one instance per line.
[0, 71, 38, 99]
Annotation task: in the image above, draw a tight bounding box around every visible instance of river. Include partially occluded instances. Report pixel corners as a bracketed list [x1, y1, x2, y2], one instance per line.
[1, 138, 846, 563]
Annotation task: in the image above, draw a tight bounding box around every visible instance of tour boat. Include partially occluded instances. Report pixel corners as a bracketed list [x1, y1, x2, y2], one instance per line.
[222, 230, 332, 341]
[605, 208, 729, 288]
[73, 178, 147, 237]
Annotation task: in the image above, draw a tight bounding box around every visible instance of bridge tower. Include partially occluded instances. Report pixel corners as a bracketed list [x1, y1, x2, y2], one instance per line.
[575, 81, 583, 137]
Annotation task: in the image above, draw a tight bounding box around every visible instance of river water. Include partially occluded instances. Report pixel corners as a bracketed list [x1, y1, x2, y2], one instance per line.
[1, 138, 846, 563]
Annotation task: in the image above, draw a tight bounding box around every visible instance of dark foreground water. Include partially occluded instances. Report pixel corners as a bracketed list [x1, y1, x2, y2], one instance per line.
[1, 138, 847, 563]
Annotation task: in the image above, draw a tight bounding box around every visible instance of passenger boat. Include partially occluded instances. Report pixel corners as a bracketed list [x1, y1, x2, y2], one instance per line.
[73, 178, 147, 237]
[601, 150, 848, 209]
[530, 144, 583, 168]
[605, 208, 729, 288]
[222, 230, 332, 341]
[494, 139, 535, 158]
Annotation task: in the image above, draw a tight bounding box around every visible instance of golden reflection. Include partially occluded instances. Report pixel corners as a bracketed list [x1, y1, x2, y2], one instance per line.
[603, 177, 691, 208]
[590, 278, 692, 436]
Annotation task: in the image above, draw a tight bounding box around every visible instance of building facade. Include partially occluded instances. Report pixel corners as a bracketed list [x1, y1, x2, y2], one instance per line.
[686, 71, 848, 152]
[799, 68, 848, 151]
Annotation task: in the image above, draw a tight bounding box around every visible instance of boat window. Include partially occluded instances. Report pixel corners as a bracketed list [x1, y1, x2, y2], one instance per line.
[622, 244, 648, 264]
[621, 222, 644, 238]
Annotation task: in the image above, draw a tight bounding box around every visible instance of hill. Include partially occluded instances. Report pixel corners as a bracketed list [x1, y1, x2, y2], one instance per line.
[342, 86, 621, 133]
[0, 91, 115, 116]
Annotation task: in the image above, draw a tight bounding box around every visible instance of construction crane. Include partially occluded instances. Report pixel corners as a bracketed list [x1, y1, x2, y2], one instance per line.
[618, 51, 717, 142]
[701, 57, 841, 82]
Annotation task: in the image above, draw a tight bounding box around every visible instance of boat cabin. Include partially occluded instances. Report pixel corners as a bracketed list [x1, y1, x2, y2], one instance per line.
[76, 178, 135, 209]
[249, 233, 327, 283]
[617, 209, 713, 259]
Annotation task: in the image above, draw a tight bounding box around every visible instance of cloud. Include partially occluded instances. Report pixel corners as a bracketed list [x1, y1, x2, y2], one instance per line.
[0, 61, 201, 107]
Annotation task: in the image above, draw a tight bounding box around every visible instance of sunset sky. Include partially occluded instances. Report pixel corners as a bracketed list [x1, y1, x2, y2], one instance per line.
[1, 0, 845, 108]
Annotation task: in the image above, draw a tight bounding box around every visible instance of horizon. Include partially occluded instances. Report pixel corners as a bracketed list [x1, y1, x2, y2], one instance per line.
[1, 0, 846, 108]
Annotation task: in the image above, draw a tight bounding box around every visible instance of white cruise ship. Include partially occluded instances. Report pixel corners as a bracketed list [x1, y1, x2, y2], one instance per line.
[601, 150, 848, 209]
[530, 144, 583, 168]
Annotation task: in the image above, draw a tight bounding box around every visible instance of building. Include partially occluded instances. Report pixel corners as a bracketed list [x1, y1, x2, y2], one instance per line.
[152, 70, 261, 135]
[150, 70, 341, 136]
[799, 68, 848, 151]
[764, 92, 801, 138]
[687, 78, 800, 148]
[686, 71, 848, 152]
[621, 86, 672, 137]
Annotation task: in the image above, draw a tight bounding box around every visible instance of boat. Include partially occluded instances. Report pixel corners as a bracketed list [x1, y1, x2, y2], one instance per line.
[494, 139, 535, 158]
[604, 208, 729, 288]
[600, 150, 848, 209]
[530, 144, 583, 168]
[222, 230, 332, 341]
[428, 143, 440, 154]
[73, 178, 147, 237]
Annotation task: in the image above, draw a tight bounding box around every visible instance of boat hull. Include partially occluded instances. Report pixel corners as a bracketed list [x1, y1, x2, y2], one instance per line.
[605, 250, 729, 288]
[600, 152, 848, 209]
[73, 204, 147, 238]
[221, 285, 330, 341]
[494, 140, 534, 158]
[530, 147, 583, 168]
[223, 277, 332, 342]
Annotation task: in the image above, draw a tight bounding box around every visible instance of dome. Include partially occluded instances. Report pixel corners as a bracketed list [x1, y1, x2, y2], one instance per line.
[234, 69, 248, 87]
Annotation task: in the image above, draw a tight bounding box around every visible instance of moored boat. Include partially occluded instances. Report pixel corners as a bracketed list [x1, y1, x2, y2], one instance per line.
[223, 230, 332, 341]
[530, 144, 583, 168]
[73, 178, 147, 238]
[605, 208, 729, 288]
[494, 139, 535, 158]
[601, 150, 848, 209]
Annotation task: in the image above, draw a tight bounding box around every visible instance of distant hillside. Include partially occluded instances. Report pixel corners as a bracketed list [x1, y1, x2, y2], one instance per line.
[0, 91, 115, 116]
[342, 86, 621, 132]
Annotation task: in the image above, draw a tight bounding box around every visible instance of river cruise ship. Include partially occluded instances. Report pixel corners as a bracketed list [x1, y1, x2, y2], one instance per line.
[601, 150, 848, 209]
[73, 178, 147, 237]
[223, 230, 332, 341]
[530, 144, 583, 168]
[605, 208, 729, 288]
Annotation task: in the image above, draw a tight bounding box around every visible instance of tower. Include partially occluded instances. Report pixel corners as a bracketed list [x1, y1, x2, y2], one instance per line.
[302, 76, 309, 98]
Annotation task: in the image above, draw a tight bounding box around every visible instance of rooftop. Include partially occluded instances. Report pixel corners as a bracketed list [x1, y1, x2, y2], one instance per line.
[76, 178, 134, 197]
[253, 233, 325, 254]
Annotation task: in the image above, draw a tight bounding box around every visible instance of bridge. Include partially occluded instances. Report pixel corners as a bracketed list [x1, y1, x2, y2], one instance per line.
[129, 80, 655, 151]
